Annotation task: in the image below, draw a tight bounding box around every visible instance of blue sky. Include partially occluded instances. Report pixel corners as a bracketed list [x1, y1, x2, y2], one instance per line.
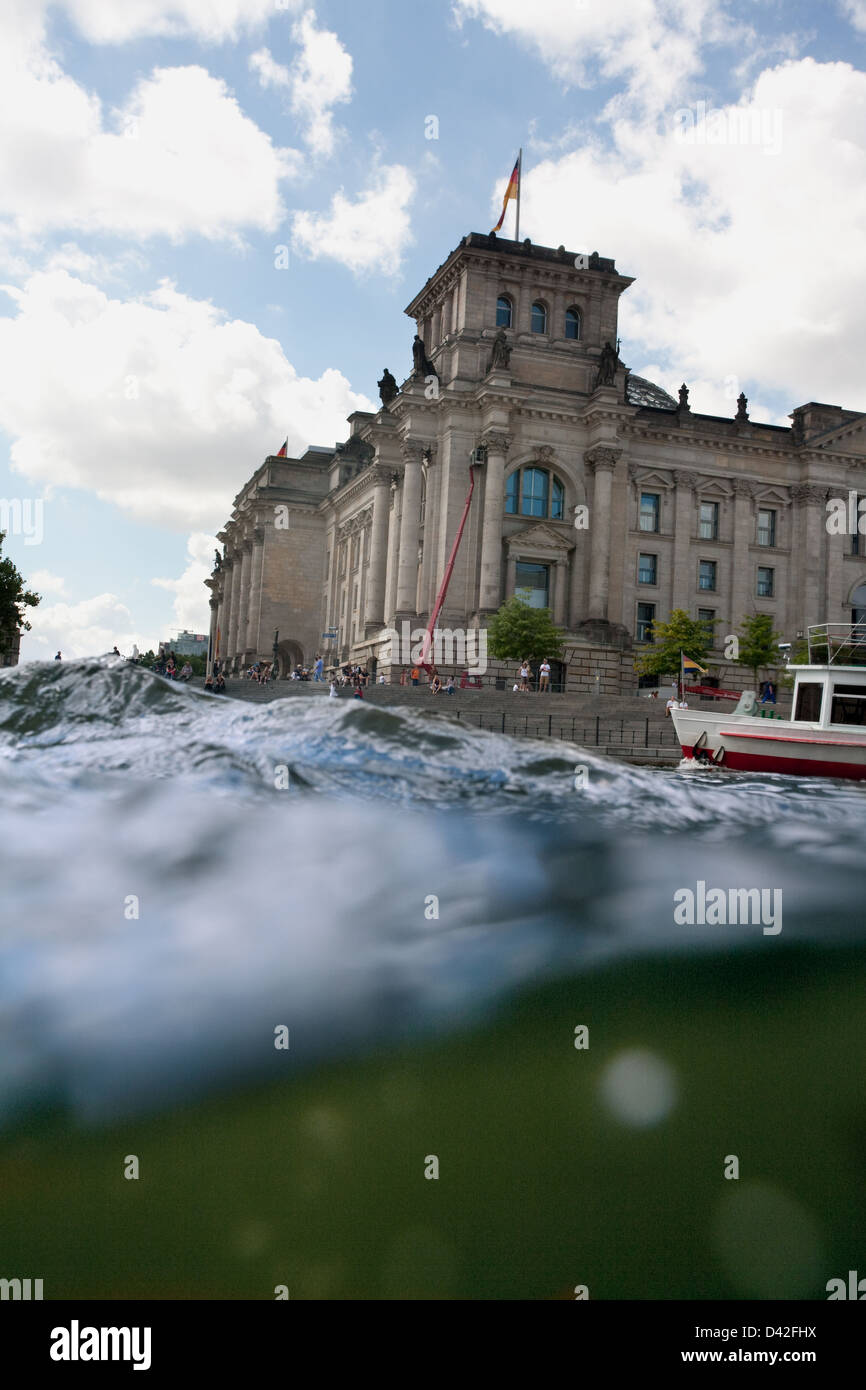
[1, 0, 865, 657]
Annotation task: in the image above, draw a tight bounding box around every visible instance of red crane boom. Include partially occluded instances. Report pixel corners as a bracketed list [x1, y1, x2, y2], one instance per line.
[418, 459, 477, 671]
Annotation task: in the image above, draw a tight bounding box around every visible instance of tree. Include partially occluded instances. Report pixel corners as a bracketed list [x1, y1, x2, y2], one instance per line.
[487, 595, 564, 665]
[0, 531, 40, 659]
[735, 613, 783, 690]
[633, 608, 712, 678]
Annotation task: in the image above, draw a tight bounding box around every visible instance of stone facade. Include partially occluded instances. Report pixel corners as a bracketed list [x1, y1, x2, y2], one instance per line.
[207, 232, 866, 689]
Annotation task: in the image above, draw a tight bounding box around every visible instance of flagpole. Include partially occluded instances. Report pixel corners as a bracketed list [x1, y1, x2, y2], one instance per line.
[515, 147, 522, 241]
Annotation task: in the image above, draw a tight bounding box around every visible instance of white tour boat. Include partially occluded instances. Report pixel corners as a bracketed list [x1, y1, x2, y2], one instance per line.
[670, 624, 866, 780]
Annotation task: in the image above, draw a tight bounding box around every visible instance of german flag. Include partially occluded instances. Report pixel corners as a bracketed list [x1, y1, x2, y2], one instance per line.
[491, 156, 520, 233]
[275, 439, 288, 458]
[682, 654, 708, 675]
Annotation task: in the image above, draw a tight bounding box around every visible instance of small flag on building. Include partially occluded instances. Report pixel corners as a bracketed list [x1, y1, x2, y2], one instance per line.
[491, 153, 521, 234]
[275, 439, 288, 458]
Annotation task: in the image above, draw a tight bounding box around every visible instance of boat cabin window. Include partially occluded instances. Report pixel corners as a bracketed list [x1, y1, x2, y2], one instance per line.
[830, 683, 866, 726]
[794, 683, 823, 721]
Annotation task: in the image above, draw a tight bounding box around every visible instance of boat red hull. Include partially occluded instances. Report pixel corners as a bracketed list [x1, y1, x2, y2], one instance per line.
[680, 743, 866, 780]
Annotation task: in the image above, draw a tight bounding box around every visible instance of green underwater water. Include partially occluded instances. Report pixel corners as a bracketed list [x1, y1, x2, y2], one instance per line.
[3, 946, 864, 1301]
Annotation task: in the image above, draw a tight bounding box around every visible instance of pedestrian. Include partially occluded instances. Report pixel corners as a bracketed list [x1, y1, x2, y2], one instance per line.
[314, 654, 324, 682]
[54, 651, 61, 661]
[329, 680, 339, 698]
[538, 658, 551, 692]
[445, 676, 455, 695]
[519, 660, 530, 693]
[665, 695, 678, 717]
[411, 665, 420, 687]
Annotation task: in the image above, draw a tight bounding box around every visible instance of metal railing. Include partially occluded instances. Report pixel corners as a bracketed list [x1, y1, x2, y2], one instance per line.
[429, 709, 682, 749]
[806, 624, 866, 665]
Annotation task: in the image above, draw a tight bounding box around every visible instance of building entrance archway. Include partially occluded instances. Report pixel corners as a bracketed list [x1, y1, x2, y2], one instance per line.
[275, 639, 304, 679]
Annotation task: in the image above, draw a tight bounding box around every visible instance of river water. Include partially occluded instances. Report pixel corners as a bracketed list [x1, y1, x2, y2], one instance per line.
[1, 655, 864, 1299]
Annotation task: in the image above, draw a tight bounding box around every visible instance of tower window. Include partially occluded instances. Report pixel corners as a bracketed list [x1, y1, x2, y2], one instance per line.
[531, 301, 548, 334]
[565, 307, 581, 340]
[496, 295, 513, 328]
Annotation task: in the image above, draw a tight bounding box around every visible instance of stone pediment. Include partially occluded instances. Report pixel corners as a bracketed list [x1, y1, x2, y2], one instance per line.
[803, 413, 866, 455]
[505, 522, 575, 555]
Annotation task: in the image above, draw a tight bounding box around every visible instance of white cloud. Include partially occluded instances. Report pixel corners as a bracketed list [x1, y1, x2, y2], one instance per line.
[0, 270, 375, 530]
[52, 0, 299, 45]
[249, 46, 292, 89]
[23, 591, 146, 660]
[28, 569, 67, 595]
[520, 57, 866, 414]
[288, 10, 353, 157]
[0, 47, 301, 244]
[291, 164, 416, 275]
[840, 1, 866, 33]
[152, 532, 217, 634]
[453, 0, 731, 115]
[250, 17, 353, 159]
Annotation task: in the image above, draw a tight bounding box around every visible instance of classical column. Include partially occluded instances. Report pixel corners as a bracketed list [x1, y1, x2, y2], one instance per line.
[553, 558, 568, 626]
[207, 595, 218, 670]
[396, 443, 425, 615]
[478, 431, 511, 611]
[226, 550, 243, 663]
[793, 484, 828, 629]
[235, 539, 252, 660]
[585, 446, 621, 620]
[245, 527, 265, 654]
[729, 480, 754, 635]
[671, 470, 699, 614]
[365, 470, 392, 628]
[217, 560, 232, 665]
[506, 552, 517, 596]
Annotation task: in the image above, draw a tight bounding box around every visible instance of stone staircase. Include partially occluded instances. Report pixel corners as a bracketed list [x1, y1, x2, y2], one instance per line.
[195, 675, 702, 766]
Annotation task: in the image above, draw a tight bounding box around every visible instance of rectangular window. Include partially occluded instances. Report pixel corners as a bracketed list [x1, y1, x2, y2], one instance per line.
[757, 508, 776, 547]
[636, 602, 655, 642]
[505, 472, 518, 515]
[514, 561, 550, 609]
[639, 493, 660, 532]
[830, 683, 866, 725]
[638, 553, 657, 585]
[853, 499, 864, 556]
[757, 566, 774, 597]
[794, 682, 823, 721]
[698, 501, 719, 540]
[698, 560, 717, 591]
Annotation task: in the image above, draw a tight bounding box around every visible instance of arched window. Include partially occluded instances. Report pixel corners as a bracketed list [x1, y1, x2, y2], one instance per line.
[531, 301, 548, 334]
[852, 583, 866, 626]
[496, 295, 513, 328]
[565, 307, 581, 340]
[505, 466, 567, 520]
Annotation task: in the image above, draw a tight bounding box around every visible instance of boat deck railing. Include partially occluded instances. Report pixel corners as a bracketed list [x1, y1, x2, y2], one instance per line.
[806, 623, 866, 665]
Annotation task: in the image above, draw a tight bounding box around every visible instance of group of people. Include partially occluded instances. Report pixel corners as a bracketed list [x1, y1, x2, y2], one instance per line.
[289, 655, 327, 682]
[513, 659, 553, 693]
[154, 651, 194, 681]
[245, 661, 272, 685]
